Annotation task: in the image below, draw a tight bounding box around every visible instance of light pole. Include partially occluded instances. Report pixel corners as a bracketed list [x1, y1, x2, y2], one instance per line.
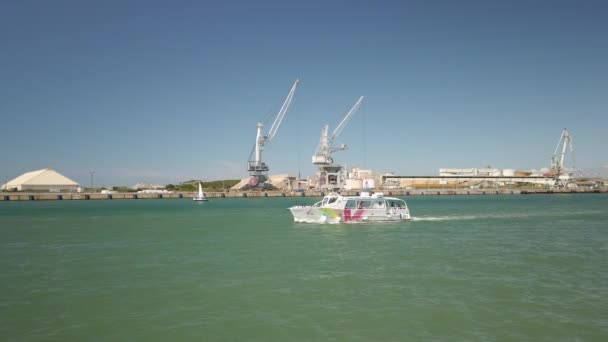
[89, 171, 95, 192]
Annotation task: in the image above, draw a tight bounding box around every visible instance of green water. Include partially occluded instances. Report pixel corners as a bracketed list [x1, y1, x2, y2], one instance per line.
[1, 195, 607, 341]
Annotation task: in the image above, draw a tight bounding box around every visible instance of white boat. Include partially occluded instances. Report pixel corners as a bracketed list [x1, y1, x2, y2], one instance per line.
[288, 192, 411, 223]
[193, 182, 208, 201]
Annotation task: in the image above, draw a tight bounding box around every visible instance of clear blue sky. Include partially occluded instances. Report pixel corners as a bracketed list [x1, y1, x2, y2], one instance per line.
[1, 0, 607, 186]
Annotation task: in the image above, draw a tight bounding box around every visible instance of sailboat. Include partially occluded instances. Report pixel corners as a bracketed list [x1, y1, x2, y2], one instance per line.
[193, 182, 208, 201]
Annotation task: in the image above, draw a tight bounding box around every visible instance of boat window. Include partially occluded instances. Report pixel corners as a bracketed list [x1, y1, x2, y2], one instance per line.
[357, 200, 373, 209]
[328, 197, 338, 204]
[372, 201, 385, 209]
[345, 200, 356, 209]
[395, 200, 406, 208]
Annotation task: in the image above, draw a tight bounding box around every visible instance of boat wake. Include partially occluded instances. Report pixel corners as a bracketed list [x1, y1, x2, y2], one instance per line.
[411, 215, 481, 221]
[412, 209, 605, 222]
[412, 213, 527, 221]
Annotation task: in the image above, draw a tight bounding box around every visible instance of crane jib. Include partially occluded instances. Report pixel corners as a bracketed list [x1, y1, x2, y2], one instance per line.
[246, 79, 299, 189]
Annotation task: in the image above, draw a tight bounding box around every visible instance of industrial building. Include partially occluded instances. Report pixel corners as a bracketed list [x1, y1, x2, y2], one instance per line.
[439, 168, 533, 177]
[383, 167, 553, 188]
[2, 168, 79, 192]
[383, 174, 554, 189]
[306, 167, 384, 190]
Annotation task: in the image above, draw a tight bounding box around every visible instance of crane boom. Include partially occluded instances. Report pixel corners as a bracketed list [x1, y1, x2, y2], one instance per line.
[551, 128, 574, 173]
[313, 96, 365, 164]
[552, 129, 566, 161]
[246, 79, 299, 189]
[312, 96, 364, 191]
[330, 96, 364, 142]
[267, 79, 299, 142]
[560, 131, 568, 167]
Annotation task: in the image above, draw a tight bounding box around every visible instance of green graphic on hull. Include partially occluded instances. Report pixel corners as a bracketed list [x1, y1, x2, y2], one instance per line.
[319, 208, 339, 219]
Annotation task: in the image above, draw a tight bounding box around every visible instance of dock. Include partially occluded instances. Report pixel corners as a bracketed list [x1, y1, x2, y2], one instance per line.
[0, 188, 606, 201]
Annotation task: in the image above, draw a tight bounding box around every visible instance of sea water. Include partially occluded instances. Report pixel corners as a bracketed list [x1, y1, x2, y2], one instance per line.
[1, 194, 607, 340]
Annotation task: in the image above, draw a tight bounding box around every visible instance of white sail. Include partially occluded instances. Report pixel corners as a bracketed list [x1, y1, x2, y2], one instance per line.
[193, 182, 208, 201]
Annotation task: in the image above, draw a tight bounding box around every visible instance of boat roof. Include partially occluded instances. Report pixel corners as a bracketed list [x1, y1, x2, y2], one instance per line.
[324, 192, 405, 201]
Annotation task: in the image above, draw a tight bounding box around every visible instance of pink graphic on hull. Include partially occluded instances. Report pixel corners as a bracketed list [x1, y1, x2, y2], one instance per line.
[343, 208, 366, 222]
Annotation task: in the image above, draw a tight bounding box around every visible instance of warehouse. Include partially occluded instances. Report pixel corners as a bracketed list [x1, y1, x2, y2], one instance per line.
[2, 168, 79, 192]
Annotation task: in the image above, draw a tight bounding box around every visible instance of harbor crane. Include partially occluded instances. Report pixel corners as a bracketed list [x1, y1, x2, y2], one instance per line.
[312, 96, 364, 190]
[550, 128, 574, 185]
[551, 128, 574, 174]
[245, 79, 299, 189]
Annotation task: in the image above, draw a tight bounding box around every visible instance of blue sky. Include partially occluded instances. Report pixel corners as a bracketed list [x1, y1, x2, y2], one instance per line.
[1, 0, 607, 186]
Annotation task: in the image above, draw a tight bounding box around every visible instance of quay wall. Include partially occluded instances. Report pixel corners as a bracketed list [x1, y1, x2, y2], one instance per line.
[1, 188, 606, 201]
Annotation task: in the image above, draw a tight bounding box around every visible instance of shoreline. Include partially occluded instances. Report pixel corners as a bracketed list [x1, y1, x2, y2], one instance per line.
[1, 188, 606, 201]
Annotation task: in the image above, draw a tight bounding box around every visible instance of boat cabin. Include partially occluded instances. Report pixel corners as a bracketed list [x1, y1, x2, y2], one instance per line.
[346, 198, 407, 209]
[316, 192, 407, 210]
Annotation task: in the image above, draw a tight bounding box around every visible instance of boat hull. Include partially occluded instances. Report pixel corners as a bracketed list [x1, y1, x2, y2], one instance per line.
[289, 206, 410, 223]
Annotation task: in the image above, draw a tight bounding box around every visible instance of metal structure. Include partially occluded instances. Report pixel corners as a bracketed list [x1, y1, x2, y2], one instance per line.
[550, 128, 574, 179]
[312, 96, 364, 190]
[245, 79, 299, 189]
[89, 171, 95, 190]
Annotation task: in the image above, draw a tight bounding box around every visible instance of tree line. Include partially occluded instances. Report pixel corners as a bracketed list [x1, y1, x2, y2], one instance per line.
[164, 180, 241, 191]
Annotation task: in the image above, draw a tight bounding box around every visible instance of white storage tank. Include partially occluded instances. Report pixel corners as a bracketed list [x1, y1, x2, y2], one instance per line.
[344, 178, 363, 190]
[362, 178, 376, 189]
[502, 169, 515, 177]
